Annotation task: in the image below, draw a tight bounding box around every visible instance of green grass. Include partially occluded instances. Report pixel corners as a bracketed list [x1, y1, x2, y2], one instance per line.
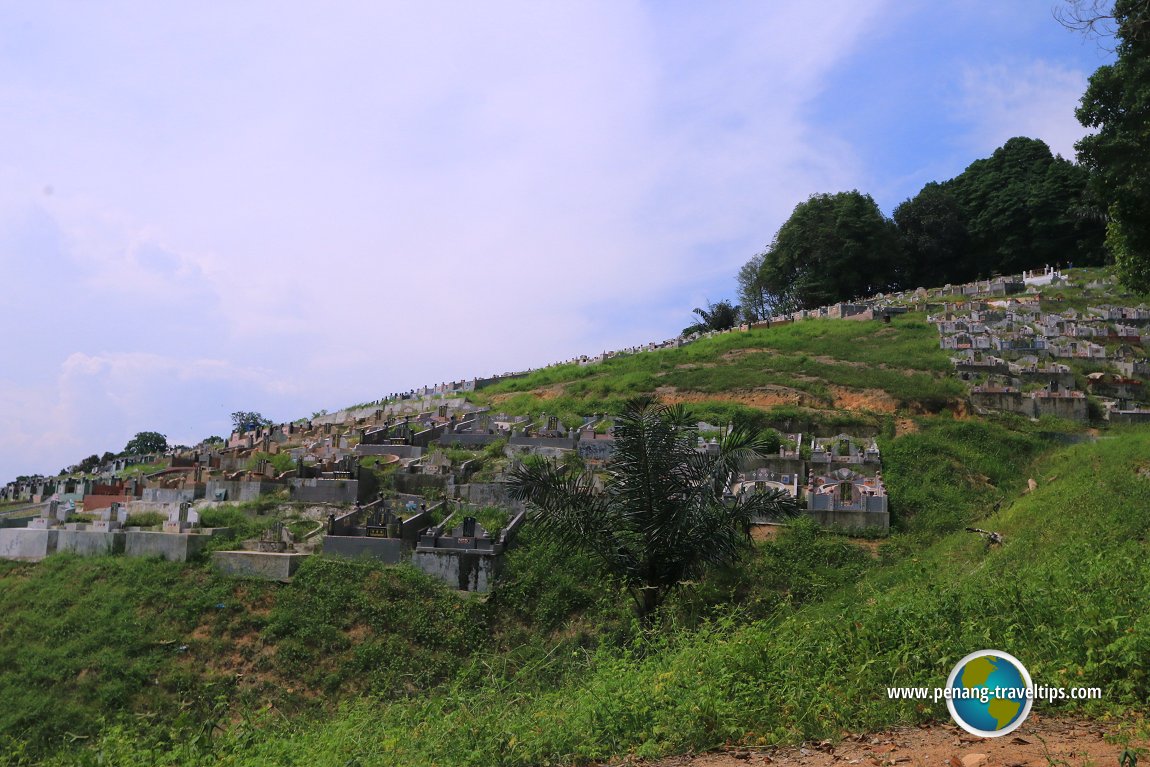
[40, 426, 1149, 766]
[469, 318, 960, 422]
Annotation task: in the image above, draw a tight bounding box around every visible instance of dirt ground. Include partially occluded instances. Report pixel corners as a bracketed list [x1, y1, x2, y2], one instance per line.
[643, 717, 1146, 767]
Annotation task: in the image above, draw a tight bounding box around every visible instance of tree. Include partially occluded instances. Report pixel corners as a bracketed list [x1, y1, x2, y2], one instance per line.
[893, 182, 970, 287]
[1074, 0, 1150, 291]
[123, 431, 168, 455]
[507, 397, 798, 621]
[682, 299, 740, 336]
[231, 411, 272, 433]
[747, 191, 903, 311]
[76, 454, 101, 473]
[945, 137, 1105, 278]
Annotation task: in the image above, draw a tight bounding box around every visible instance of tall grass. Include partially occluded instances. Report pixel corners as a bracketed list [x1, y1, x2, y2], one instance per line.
[41, 427, 1149, 767]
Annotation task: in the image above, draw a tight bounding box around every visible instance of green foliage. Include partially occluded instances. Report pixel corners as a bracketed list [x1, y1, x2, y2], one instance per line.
[122, 431, 168, 455]
[683, 299, 741, 335]
[0, 556, 244, 758]
[230, 411, 272, 433]
[261, 558, 489, 696]
[1076, 0, 1150, 292]
[473, 317, 959, 423]
[944, 136, 1105, 278]
[748, 190, 903, 311]
[46, 427, 1150, 767]
[243, 451, 294, 475]
[893, 181, 969, 288]
[509, 397, 798, 620]
[126, 511, 165, 528]
[878, 416, 1046, 535]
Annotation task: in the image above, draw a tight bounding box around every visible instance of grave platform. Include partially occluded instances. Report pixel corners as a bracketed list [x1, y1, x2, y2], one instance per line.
[321, 535, 407, 564]
[212, 550, 308, 581]
[56, 530, 126, 556]
[0, 528, 58, 561]
[124, 528, 233, 562]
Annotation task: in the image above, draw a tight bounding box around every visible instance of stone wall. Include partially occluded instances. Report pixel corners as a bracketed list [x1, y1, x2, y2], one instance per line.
[804, 508, 890, 532]
[410, 549, 502, 592]
[321, 536, 407, 565]
[290, 478, 360, 504]
[212, 551, 307, 581]
[0, 529, 57, 561]
[56, 530, 126, 556]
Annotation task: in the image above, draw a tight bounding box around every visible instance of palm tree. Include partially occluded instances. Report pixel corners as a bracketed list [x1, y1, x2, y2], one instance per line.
[507, 397, 797, 622]
[682, 299, 741, 335]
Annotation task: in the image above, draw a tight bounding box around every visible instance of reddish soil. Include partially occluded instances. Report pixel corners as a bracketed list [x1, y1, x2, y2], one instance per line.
[644, 717, 1146, 767]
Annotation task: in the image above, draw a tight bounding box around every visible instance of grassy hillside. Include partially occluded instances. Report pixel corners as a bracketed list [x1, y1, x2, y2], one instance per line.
[23, 423, 1148, 766]
[3, 315, 1149, 765]
[470, 316, 964, 432]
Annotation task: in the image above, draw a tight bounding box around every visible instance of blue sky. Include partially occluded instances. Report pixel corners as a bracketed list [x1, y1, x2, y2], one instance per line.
[0, 1, 1115, 480]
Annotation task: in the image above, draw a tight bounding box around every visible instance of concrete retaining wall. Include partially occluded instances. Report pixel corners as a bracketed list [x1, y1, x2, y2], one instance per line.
[0, 529, 57, 560]
[354, 444, 423, 459]
[804, 509, 889, 532]
[204, 480, 284, 503]
[56, 530, 126, 556]
[212, 551, 308, 581]
[290, 478, 359, 504]
[124, 530, 228, 561]
[411, 549, 501, 592]
[321, 536, 407, 564]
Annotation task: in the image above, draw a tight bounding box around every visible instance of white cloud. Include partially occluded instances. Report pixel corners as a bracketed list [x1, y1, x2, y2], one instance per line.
[20, 0, 1113, 482]
[956, 60, 1091, 160]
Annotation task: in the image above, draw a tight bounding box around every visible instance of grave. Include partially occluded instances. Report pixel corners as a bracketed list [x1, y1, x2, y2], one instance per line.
[411, 509, 527, 592]
[124, 504, 230, 562]
[321, 503, 434, 565]
[0, 501, 62, 560]
[57, 502, 128, 556]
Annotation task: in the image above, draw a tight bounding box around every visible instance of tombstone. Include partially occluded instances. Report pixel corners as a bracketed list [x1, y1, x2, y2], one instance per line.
[547, 415, 559, 432]
[30, 500, 63, 529]
[438, 405, 448, 418]
[164, 502, 193, 533]
[257, 521, 289, 552]
[460, 516, 477, 538]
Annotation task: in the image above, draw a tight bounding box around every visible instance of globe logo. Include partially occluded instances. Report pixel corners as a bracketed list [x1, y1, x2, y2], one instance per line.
[945, 650, 1033, 737]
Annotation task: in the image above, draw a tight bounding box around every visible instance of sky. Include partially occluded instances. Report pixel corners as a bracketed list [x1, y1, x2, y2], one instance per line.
[0, 1, 1116, 481]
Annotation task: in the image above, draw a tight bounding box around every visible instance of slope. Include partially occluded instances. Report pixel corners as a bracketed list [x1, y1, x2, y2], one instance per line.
[31, 425, 1150, 765]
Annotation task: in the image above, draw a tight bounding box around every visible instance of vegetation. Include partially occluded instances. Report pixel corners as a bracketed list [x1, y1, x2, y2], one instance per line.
[683, 299, 740, 335]
[122, 431, 168, 455]
[509, 397, 798, 620]
[12, 423, 1150, 766]
[230, 411, 273, 433]
[743, 190, 901, 313]
[1075, 0, 1150, 292]
[736, 137, 1106, 316]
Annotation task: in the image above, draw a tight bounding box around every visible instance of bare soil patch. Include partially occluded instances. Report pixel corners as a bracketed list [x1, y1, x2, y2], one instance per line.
[750, 525, 783, 543]
[656, 387, 822, 410]
[829, 386, 900, 413]
[642, 716, 1145, 767]
[895, 418, 920, 436]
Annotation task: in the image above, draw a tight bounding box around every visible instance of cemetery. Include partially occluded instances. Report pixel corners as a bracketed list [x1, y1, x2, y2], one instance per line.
[5, 267, 1144, 584]
[927, 270, 1150, 423]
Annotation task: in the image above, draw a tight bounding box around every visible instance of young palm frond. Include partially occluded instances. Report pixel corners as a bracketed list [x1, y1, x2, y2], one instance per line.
[507, 396, 799, 620]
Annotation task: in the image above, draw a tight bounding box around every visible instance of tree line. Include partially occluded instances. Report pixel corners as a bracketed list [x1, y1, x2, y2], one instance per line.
[702, 2, 1150, 324]
[735, 136, 1107, 321]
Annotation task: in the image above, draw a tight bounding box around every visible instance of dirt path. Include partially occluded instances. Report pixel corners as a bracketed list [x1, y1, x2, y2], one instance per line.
[645, 717, 1145, 767]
